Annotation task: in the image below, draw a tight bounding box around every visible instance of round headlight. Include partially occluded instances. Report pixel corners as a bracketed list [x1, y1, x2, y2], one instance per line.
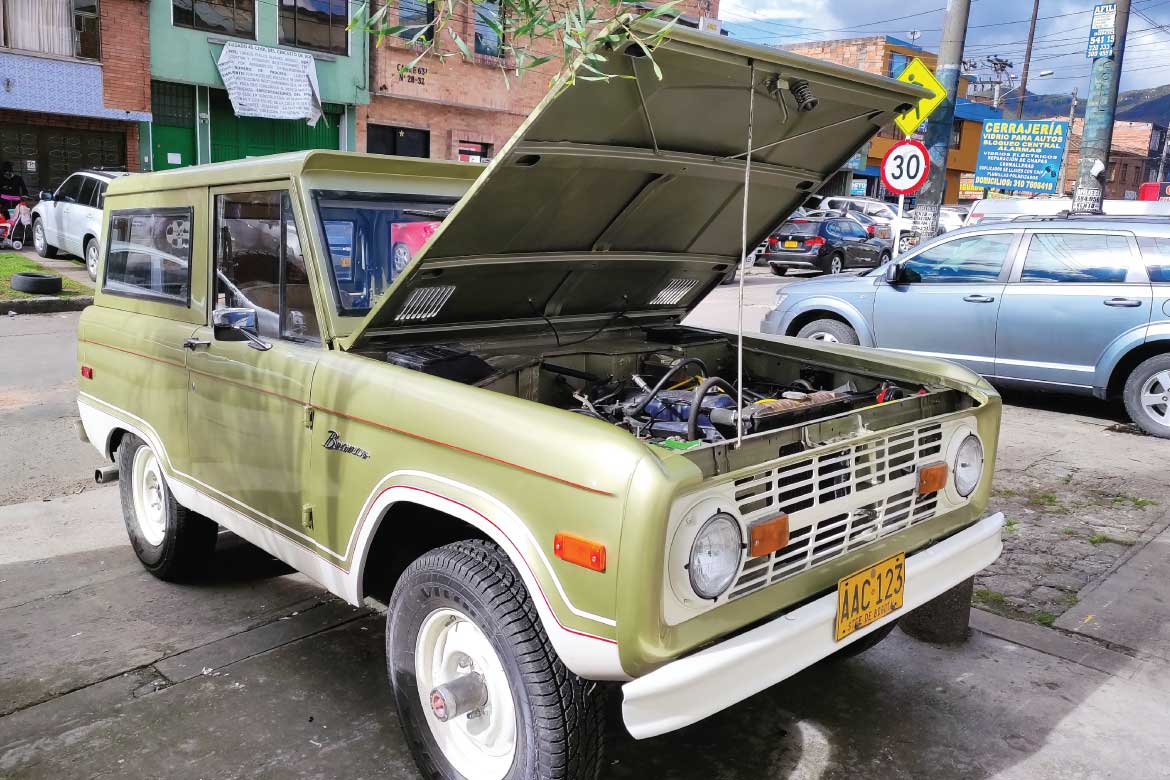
[953, 434, 984, 497]
[689, 513, 742, 600]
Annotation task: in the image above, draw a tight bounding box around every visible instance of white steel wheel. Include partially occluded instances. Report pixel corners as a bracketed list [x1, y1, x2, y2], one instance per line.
[131, 445, 167, 547]
[33, 221, 45, 253]
[85, 239, 100, 281]
[415, 608, 517, 780]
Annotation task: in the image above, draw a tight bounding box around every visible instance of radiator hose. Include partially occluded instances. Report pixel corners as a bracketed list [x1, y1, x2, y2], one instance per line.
[687, 377, 737, 441]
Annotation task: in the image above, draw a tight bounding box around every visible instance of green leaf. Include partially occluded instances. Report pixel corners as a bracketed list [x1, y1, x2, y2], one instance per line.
[449, 29, 471, 59]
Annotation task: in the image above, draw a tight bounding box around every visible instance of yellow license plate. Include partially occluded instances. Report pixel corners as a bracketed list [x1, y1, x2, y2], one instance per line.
[783, 240, 798, 248]
[834, 553, 905, 641]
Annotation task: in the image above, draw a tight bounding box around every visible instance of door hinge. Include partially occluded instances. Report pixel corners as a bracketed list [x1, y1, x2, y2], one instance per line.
[303, 405, 314, 429]
[301, 504, 314, 531]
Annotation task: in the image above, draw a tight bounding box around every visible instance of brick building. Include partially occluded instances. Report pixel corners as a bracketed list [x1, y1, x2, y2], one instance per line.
[785, 35, 997, 204]
[1047, 118, 1167, 199]
[359, 0, 721, 161]
[0, 0, 152, 193]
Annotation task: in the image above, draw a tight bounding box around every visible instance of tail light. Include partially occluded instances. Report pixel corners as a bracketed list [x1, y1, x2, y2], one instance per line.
[767, 236, 779, 245]
[867, 225, 875, 236]
[791, 218, 810, 223]
[804, 236, 826, 247]
[970, 213, 982, 222]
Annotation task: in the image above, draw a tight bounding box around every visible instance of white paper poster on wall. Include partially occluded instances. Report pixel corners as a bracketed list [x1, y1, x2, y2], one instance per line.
[215, 41, 323, 126]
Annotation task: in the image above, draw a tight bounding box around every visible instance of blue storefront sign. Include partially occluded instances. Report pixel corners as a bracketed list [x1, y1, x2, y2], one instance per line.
[973, 120, 1069, 194]
[1086, 3, 1116, 59]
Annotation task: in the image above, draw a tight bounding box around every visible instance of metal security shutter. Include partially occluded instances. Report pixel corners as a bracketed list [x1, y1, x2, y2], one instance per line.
[150, 81, 198, 170]
[0, 124, 124, 193]
[208, 89, 342, 163]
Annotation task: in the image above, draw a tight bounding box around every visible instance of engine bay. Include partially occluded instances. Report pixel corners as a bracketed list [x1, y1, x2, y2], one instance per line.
[370, 326, 963, 452]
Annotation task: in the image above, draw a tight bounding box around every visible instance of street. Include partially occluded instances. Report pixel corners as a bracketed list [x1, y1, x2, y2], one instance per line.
[2, 280, 1169, 779]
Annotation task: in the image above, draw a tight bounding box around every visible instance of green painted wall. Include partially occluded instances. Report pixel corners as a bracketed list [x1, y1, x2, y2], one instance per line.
[148, 0, 369, 107]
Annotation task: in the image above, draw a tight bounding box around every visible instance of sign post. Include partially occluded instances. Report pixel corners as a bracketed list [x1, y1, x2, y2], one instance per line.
[880, 140, 930, 256]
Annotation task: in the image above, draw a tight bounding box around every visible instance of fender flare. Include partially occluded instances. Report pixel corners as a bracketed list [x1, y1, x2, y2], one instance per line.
[779, 297, 876, 346]
[1095, 324, 1164, 395]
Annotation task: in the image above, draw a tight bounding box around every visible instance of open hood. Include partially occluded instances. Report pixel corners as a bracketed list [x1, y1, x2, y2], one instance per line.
[341, 22, 926, 348]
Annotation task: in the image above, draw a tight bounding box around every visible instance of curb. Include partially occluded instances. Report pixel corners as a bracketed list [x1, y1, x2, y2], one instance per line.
[1, 296, 93, 315]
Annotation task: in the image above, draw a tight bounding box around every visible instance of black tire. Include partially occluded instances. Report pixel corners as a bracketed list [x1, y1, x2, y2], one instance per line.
[10, 272, 62, 295]
[769, 265, 788, 277]
[878, 250, 891, 265]
[828, 621, 898, 662]
[32, 218, 58, 258]
[1123, 353, 1170, 438]
[388, 540, 605, 780]
[84, 237, 100, 282]
[795, 318, 859, 345]
[823, 253, 845, 275]
[117, 434, 217, 581]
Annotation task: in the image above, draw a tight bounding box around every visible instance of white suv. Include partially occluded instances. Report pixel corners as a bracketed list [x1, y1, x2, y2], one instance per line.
[816, 195, 914, 250]
[32, 170, 127, 280]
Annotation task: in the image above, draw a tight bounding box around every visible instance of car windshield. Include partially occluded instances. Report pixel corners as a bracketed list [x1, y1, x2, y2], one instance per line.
[314, 190, 456, 316]
[778, 220, 819, 235]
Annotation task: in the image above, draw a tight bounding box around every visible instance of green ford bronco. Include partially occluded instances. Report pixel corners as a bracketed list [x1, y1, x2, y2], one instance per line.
[78, 24, 1003, 780]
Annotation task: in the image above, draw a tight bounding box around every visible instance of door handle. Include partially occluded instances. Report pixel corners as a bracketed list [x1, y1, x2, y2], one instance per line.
[1104, 298, 1142, 308]
[963, 294, 996, 303]
[182, 338, 211, 351]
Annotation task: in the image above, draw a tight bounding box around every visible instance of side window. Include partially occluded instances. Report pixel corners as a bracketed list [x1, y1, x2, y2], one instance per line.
[1136, 236, 1170, 282]
[824, 221, 842, 238]
[214, 191, 320, 343]
[96, 182, 108, 210]
[103, 208, 193, 304]
[56, 176, 83, 204]
[900, 232, 1016, 284]
[78, 178, 98, 209]
[1020, 233, 1133, 283]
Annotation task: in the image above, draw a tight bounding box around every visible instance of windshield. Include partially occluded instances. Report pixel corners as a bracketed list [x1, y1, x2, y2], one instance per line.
[314, 190, 456, 315]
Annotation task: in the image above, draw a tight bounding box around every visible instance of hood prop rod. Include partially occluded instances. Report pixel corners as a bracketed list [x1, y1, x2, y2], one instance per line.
[737, 60, 756, 448]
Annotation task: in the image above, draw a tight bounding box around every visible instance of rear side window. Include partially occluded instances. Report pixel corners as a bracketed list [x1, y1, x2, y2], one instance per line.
[78, 178, 98, 209]
[103, 208, 192, 304]
[1136, 236, 1170, 282]
[1021, 233, 1132, 283]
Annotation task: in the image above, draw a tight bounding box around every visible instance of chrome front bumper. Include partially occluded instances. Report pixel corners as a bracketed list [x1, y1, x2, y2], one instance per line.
[621, 512, 1005, 739]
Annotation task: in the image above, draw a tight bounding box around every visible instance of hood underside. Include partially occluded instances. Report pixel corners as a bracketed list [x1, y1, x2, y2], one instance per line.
[343, 22, 926, 347]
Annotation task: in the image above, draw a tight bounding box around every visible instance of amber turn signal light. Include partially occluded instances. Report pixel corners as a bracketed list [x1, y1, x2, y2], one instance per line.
[554, 532, 606, 572]
[749, 513, 789, 558]
[917, 462, 948, 495]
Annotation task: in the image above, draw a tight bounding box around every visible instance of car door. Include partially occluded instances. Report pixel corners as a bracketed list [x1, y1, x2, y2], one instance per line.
[185, 186, 324, 537]
[872, 230, 1020, 375]
[841, 219, 878, 264]
[994, 230, 1152, 388]
[46, 175, 82, 249]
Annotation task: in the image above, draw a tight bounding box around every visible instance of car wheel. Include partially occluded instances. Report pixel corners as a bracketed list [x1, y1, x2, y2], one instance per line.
[9, 272, 62, 295]
[1123, 354, 1170, 438]
[770, 266, 788, 277]
[117, 434, 218, 581]
[795, 318, 859, 345]
[84, 237, 100, 282]
[897, 235, 913, 253]
[828, 621, 898, 663]
[33, 218, 58, 258]
[825, 254, 845, 275]
[878, 250, 891, 265]
[392, 242, 412, 277]
[388, 540, 605, 780]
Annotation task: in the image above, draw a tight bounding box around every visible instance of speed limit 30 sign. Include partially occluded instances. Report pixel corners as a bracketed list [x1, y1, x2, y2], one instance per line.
[880, 139, 930, 195]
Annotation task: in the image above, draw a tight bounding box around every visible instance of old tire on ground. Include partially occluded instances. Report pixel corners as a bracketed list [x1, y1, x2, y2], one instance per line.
[84, 237, 100, 281]
[32, 218, 58, 258]
[769, 265, 788, 277]
[795, 318, 858, 345]
[827, 621, 898, 663]
[387, 540, 605, 780]
[1123, 353, 1170, 438]
[117, 434, 218, 581]
[10, 271, 62, 295]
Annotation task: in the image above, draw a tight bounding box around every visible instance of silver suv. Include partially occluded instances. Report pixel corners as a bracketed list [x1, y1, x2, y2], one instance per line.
[760, 216, 1170, 437]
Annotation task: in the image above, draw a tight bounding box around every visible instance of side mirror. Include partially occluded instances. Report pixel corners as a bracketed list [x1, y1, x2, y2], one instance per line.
[884, 261, 903, 284]
[212, 307, 271, 351]
[38, 191, 54, 202]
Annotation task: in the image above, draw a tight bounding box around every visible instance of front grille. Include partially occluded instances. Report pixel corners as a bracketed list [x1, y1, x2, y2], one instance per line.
[727, 423, 944, 600]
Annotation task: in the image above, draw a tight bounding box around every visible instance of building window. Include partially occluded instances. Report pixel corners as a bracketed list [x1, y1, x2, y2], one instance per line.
[368, 125, 430, 158]
[474, 0, 502, 57]
[457, 141, 491, 162]
[280, 0, 348, 55]
[0, 0, 101, 59]
[172, 0, 255, 39]
[397, 0, 434, 41]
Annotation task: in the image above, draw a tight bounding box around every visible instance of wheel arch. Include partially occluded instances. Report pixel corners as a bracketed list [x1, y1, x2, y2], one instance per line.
[1103, 336, 1170, 400]
[783, 301, 875, 346]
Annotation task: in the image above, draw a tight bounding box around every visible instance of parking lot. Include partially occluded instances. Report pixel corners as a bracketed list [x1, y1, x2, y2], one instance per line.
[3, 280, 1169, 779]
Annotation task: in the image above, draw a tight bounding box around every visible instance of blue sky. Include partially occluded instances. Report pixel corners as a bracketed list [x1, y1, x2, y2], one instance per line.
[719, 0, 1170, 96]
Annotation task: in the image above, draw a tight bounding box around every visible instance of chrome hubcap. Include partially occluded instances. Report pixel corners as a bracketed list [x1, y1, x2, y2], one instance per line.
[131, 447, 167, 546]
[33, 222, 44, 252]
[1140, 370, 1170, 425]
[830, 258, 843, 274]
[415, 608, 516, 780]
[86, 243, 98, 274]
[809, 331, 840, 343]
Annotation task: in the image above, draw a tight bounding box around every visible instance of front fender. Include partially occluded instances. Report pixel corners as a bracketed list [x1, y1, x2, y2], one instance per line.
[1094, 322, 1158, 396]
[778, 296, 876, 346]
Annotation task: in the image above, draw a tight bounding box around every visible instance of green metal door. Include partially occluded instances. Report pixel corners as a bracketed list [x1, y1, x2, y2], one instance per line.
[209, 90, 341, 163]
[150, 81, 197, 171]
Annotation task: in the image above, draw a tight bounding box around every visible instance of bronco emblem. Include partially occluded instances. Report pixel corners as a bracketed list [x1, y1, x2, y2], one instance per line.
[323, 430, 370, 460]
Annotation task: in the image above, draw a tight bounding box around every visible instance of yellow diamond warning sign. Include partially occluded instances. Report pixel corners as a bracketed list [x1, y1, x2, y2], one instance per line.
[894, 58, 948, 137]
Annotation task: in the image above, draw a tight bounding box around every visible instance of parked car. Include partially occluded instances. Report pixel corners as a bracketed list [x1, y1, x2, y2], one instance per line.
[761, 216, 1170, 437]
[806, 208, 893, 242]
[812, 195, 914, 250]
[32, 170, 128, 280]
[76, 30, 1004, 780]
[761, 216, 890, 276]
[964, 197, 1170, 226]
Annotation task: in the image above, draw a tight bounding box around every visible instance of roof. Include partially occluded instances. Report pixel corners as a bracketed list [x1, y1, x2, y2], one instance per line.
[80, 169, 128, 180]
[104, 151, 483, 197]
[954, 98, 1001, 123]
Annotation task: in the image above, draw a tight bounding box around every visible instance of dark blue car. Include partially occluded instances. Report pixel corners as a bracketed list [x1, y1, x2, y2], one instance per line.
[761, 216, 890, 276]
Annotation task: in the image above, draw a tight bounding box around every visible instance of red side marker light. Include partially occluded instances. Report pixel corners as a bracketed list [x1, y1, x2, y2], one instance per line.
[918, 462, 948, 495]
[81, 365, 93, 380]
[554, 532, 606, 572]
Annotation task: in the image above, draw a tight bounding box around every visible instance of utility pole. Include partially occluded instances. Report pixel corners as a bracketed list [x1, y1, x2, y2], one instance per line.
[912, 0, 974, 240]
[1015, 0, 1041, 118]
[1056, 87, 1079, 195]
[1156, 121, 1170, 181]
[1073, 0, 1131, 212]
